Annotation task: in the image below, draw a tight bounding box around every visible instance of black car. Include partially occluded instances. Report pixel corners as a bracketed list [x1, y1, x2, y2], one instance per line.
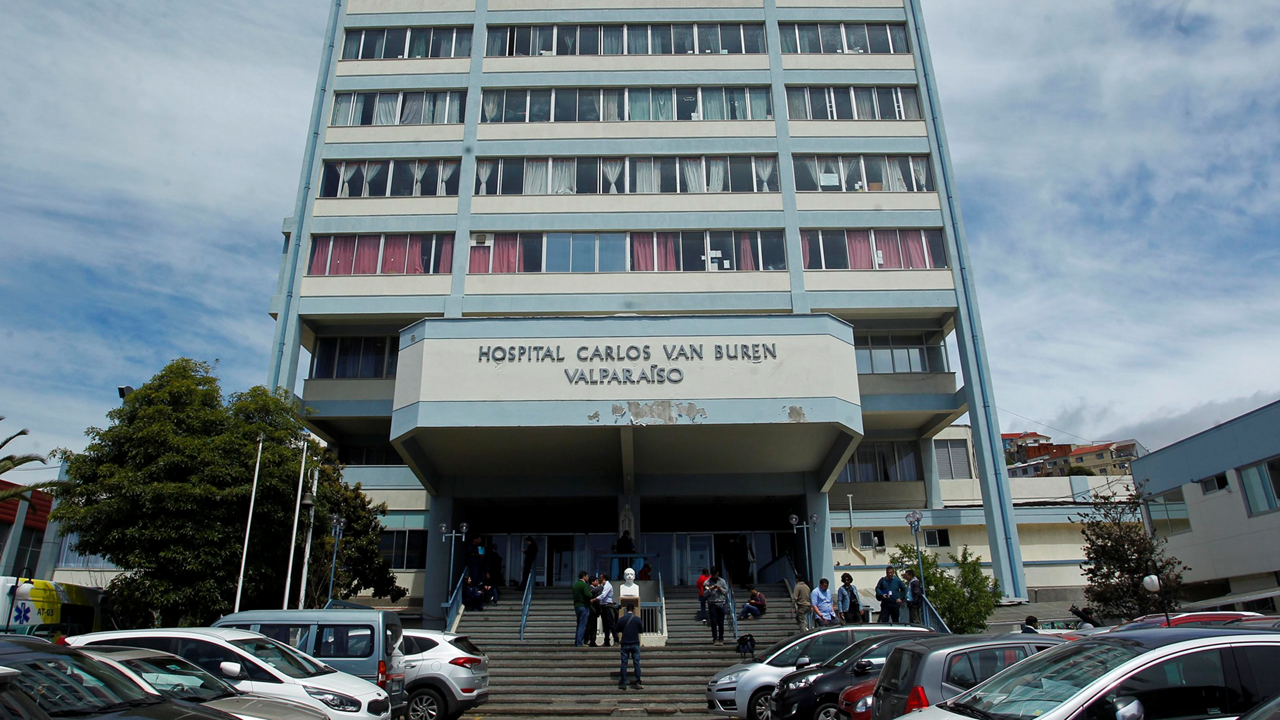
[772, 632, 930, 720]
[0, 637, 235, 720]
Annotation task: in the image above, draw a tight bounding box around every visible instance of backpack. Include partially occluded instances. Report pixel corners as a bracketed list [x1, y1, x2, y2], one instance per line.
[736, 634, 756, 659]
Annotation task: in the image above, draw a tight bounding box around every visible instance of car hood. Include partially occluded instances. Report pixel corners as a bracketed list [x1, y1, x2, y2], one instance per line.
[206, 693, 330, 720]
[299, 669, 388, 700]
[99, 698, 237, 719]
[710, 662, 757, 683]
[778, 666, 826, 686]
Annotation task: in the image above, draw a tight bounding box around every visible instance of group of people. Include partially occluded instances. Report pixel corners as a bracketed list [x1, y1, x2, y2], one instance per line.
[461, 537, 505, 611]
[789, 566, 927, 628]
[572, 567, 645, 691]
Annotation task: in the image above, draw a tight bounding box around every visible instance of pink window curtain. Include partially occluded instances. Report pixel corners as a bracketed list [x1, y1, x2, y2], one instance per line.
[737, 232, 757, 271]
[631, 233, 655, 271]
[846, 230, 874, 269]
[491, 234, 519, 273]
[876, 230, 903, 269]
[329, 235, 357, 275]
[308, 237, 331, 275]
[469, 245, 491, 274]
[381, 234, 409, 274]
[353, 235, 380, 274]
[801, 231, 817, 269]
[406, 235, 426, 274]
[437, 235, 454, 274]
[900, 230, 928, 269]
[656, 233, 679, 271]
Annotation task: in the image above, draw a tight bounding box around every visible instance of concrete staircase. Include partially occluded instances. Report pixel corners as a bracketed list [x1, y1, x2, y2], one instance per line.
[663, 583, 797, 648]
[456, 583, 802, 719]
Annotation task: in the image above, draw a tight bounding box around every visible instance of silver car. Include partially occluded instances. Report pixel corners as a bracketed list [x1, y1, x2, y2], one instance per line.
[82, 645, 328, 720]
[401, 629, 490, 720]
[904, 628, 1280, 720]
[707, 625, 931, 720]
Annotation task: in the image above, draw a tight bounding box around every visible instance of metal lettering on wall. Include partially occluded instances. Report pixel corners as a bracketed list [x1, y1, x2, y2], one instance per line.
[476, 342, 779, 386]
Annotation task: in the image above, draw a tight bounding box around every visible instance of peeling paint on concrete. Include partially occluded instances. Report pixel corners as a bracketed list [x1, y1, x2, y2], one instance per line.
[611, 400, 708, 425]
[787, 405, 808, 423]
[587, 411, 600, 423]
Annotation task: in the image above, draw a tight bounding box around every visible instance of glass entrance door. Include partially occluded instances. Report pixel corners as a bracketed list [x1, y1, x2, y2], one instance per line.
[549, 535, 575, 586]
[687, 534, 714, 585]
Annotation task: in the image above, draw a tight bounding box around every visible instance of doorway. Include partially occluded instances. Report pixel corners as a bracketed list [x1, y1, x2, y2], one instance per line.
[548, 536, 575, 586]
[687, 535, 714, 585]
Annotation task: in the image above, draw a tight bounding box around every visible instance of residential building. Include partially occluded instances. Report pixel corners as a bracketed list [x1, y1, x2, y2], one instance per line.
[1001, 431, 1049, 454]
[265, 0, 1031, 622]
[0, 479, 54, 578]
[1131, 399, 1280, 610]
[1061, 440, 1147, 477]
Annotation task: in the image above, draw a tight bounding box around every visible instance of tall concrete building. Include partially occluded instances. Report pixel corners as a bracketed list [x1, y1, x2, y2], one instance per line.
[267, 0, 1028, 622]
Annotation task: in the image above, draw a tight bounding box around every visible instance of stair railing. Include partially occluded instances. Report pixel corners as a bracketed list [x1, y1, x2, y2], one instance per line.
[724, 571, 740, 640]
[923, 596, 951, 633]
[758, 554, 798, 586]
[443, 574, 466, 633]
[514, 571, 535, 638]
[640, 572, 666, 637]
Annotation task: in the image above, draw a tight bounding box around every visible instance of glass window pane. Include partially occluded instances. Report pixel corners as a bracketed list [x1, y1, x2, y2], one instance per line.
[342, 30, 361, 60]
[673, 24, 695, 54]
[721, 24, 743, 53]
[554, 89, 577, 121]
[725, 88, 747, 119]
[571, 233, 596, 272]
[429, 28, 452, 57]
[486, 28, 508, 56]
[360, 337, 387, 378]
[878, 88, 900, 119]
[658, 157, 678, 193]
[579, 25, 600, 54]
[697, 24, 721, 54]
[676, 89, 698, 120]
[399, 92, 424, 125]
[786, 87, 809, 120]
[454, 28, 472, 56]
[797, 24, 820, 53]
[390, 161, 415, 196]
[681, 232, 706, 271]
[820, 24, 843, 53]
[871, 348, 893, 374]
[577, 157, 600, 193]
[383, 28, 407, 58]
[802, 231, 823, 269]
[603, 26, 624, 55]
[749, 87, 772, 119]
[728, 157, 754, 192]
[578, 89, 600, 121]
[708, 231, 735, 271]
[900, 87, 922, 119]
[889, 24, 909, 53]
[627, 25, 649, 54]
[520, 234, 543, 273]
[864, 155, 885, 190]
[845, 24, 870, 53]
[628, 88, 651, 121]
[759, 231, 786, 270]
[793, 156, 818, 191]
[833, 89, 854, 119]
[529, 89, 552, 122]
[500, 158, 524, 195]
[651, 25, 673, 54]
[331, 93, 353, 126]
[513, 26, 532, 56]
[556, 25, 577, 55]
[598, 233, 626, 271]
[313, 338, 338, 378]
[360, 29, 385, 59]
[925, 230, 947, 268]
[366, 161, 388, 197]
[779, 24, 799, 54]
[354, 93, 376, 125]
[504, 90, 527, 122]
[743, 25, 766, 53]
[854, 87, 877, 119]
[867, 24, 892, 53]
[545, 233, 572, 272]
[818, 156, 842, 191]
[822, 230, 849, 269]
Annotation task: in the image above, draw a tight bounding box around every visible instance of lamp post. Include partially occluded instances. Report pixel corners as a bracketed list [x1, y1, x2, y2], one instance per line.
[788, 513, 817, 581]
[905, 510, 927, 624]
[1142, 560, 1173, 626]
[234, 433, 266, 613]
[441, 522, 469, 587]
[327, 514, 346, 605]
[282, 443, 310, 609]
[296, 482, 316, 609]
[5, 571, 34, 633]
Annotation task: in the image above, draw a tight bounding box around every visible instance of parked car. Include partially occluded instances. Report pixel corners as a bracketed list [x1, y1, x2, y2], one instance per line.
[0, 665, 52, 720]
[1238, 693, 1280, 720]
[0, 636, 232, 719]
[707, 624, 931, 720]
[400, 629, 490, 720]
[1130, 611, 1264, 627]
[870, 634, 1064, 720]
[82, 645, 328, 720]
[902, 628, 1280, 720]
[68, 627, 390, 720]
[1225, 617, 1280, 630]
[770, 632, 929, 720]
[213, 609, 406, 710]
[837, 679, 877, 720]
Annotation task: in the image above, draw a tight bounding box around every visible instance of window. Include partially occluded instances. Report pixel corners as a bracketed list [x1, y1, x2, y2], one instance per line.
[800, 229, 946, 271]
[946, 647, 1028, 690]
[1195, 474, 1228, 495]
[1235, 645, 1280, 709]
[486, 24, 766, 57]
[935, 439, 972, 480]
[256, 625, 311, 648]
[342, 26, 472, 60]
[1083, 649, 1238, 720]
[1238, 457, 1280, 515]
[847, 442, 920, 483]
[310, 336, 399, 379]
[316, 625, 375, 659]
[338, 444, 404, 466]
[858, 530, 886, 549]
[466, 230, 784, 274]
[779, 23, 909, 54]
[308, 234, 454, 277]
[177, 640, 275, 682]
[380, 530, 429, 569]
[57, 533, 117, 569]
[924, 528, 951, 547]
[403, 635, 440, 655]
[10, 527, 41, 576]
[473, 155, 778, 195]
[794, 155, 934, 192]
[831, 531, 846, 548]
[854, 334, 949, 375]
[1146, 487, 1191, 538]
[320, 159, 460, 198]
[332, 90, 465, 126]
[786, 86, 921, 120]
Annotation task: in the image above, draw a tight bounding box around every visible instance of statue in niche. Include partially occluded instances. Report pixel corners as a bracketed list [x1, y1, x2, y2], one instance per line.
[619, 501, 636, 538]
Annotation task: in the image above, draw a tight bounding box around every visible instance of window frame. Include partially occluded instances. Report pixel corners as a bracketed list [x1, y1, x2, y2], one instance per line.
[485, 23, 767, 57]
[343, 27, 471, 60]
[1237, 458, 1280, 516]
[831, 531, 847, 549]
[857, 529, 886, 549]
[924, 528, 951, 547]
[309, 336, 401, 380]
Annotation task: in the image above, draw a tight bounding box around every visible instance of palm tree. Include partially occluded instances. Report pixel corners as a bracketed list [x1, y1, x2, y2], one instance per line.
[0, 416, 53, 502]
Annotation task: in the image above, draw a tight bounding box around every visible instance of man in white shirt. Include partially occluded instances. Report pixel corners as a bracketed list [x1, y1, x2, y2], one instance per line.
[810, 578, 838, 626]
[597, 572, 617, 647]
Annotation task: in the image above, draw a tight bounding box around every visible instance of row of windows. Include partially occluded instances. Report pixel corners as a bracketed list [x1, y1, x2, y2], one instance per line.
[481, 86, 774, 123]
[331, 91, 466, 127]
[308, 234, 454, 276]
[380, 530, 429, 570]
[794, 155, 935, 193]
[342, 26, 472, 60]
[337, 444, 404, 466]
[311, 336, 400, 379]
[467, 231, 788, 274]
[845, 441, 920, 483]
[853, 332, 950, 375]
[801, 229, 947, 271]
[486, 23, 766, 57]
[832, 528, 950, 550]
[787, 86, 921, 121]
[475, 155, 779, 196]
[320, 159, 461, 198]
[779, 22, 909, 55]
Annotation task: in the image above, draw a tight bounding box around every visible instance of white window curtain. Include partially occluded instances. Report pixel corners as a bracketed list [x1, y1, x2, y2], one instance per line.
[749, 88, 771, 119]
[603, 27, 624, 54]
[523, 158, 549, 194]
[726, 88, 748, 119]
[602, 158, 625, 193]
[352, 93, 372, 125]
[633, 159, 658, 193]
[551, 158, 577, 194]
[482, 92, 502, 122]
[331, 94, 353, 126]
[627, 25, 649, 54]
[440, 160, 458, 188]
[412, 160, 430, 195]
[476, 160, 495, 194]
[912, 158, 930, 192]
[702, 89, 726, 120]
[446, 91, 463, 124]
[706, 157, 727, 192]
[339, 162, 359, 197]
[628, 89, 651, 121]
[375, 93, 398, 126]
[653, 89, 673, 121]
[602, 89, 623, 121]
[364, 161, 385, 194]
[755, 156, 776, 192]
[400, 93, 424, 125]
[886, 157, 909, 191]
[795, 156, 818, 190]
[854, 88, 877, 120]
[681, 158, 705, 192]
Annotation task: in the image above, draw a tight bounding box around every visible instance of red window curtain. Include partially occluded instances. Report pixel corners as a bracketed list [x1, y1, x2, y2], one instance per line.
[469, 245, 491, 274]
[656, 233, 679, 271]
[308, 237, 331, 275]
[353, 235, 380, 274]
[900, 230, 928, 269]
[381, 234, 408, 274]
[802, 230, 820, 269]
[876, 229, 903, 269]
[329, 235, 357, 275]
[737, 232, 757, 271]
[406, 235, 426, 274]
[491, 234, 519, 273]
[437, 235, 454, 274]
[631, 233, 655, 271]
[846, 230, 874, 269]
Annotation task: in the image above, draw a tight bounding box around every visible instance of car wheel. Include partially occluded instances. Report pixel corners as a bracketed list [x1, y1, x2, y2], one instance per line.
[815, 703, 840, 720]
[407, 688, 446, 720]
[749, 688, 774, 720]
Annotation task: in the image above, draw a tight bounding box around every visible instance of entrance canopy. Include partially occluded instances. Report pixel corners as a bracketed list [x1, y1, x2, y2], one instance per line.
[391, 314, 863, 493]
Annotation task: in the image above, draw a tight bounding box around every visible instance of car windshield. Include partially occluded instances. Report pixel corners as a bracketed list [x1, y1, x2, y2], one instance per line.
[949, 640, 1146, 720]
[10, 654, 162, 717]
[757, 635, 803, 663]
[121, 655, 238, 703]
[230, 637, 329, 679]
[825, 636, 890, 668]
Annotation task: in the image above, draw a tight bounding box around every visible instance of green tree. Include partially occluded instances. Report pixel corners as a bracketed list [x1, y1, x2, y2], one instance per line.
[1066, 466, 1097, 476]
[53, 358, 405, 627]
[891, 543, 1002, 633]
[1076, 482, 1185, 621]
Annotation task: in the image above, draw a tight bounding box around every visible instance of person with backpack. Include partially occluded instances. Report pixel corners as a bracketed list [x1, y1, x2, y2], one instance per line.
[837, 573, 860, 624]
[792, 577, 812, 630]
[615, 605, 644, 690]
[703, 567, 729, 645]
[738, 586, 767, 620]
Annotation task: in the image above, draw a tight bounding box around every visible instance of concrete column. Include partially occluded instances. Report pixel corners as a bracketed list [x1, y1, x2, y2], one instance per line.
[0, 501, 30, 577]
[804, 480, 835, 587]
[421, 489, 455, 630]
[921, 438, 944, 510]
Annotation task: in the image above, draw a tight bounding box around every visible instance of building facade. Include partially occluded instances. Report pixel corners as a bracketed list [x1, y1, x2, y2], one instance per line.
[266, 0, 1028, 623]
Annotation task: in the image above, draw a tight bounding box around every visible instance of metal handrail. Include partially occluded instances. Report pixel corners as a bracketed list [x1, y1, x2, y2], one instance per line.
[518, 574, 535, 640]
[724, 572, 740, 640]
[442, 574, 466, 633]
[759, 553, 799, 586]
[923, 596, 951, 633]
[657, 572, 667, 636]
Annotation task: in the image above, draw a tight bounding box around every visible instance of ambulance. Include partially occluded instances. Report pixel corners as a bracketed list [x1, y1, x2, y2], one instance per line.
[0, 575, 106, 639]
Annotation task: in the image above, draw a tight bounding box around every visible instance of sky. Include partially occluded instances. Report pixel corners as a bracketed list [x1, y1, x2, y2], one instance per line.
[1, 0, 1278, 485]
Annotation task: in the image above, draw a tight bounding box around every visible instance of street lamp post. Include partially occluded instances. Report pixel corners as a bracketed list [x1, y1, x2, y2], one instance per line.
[234, 433, 266, 613]
[441, 523, 469, 587]
[788, 513, 818, 581]
[1142, 561, 1173, 626]
[282, 443, 309, 609]
[296, 482, 316, 609]
[905, 510, 927, 625]
[327, 514, 346, 605]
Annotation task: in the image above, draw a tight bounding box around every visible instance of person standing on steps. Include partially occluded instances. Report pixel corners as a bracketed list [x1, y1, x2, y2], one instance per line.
[875, 566, 905, 623]
[597, 572, 617, 647]
[792, 577, 812, 630]
[811, 578, 838, 627]
[696, 567, 711, 623]
[520, 536, 538, 591]
[837, 573, 861, 624]
[615, 604, 644, 691]
[704, 567, 729, 645]
[903, 569, 924, 625]
[573, 571, 592, 647]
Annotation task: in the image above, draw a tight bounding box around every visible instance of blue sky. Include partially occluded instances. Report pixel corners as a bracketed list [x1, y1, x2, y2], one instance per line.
[1, 0, 1278, 484]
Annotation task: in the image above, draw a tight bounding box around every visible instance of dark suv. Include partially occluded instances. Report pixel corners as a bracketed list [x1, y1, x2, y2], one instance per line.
[0, 637, 233, 719]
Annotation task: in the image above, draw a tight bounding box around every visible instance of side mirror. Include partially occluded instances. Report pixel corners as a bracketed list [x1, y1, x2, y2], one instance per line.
[853, 659, 875, 676]
[1113, 697, 1145, 720]
[219, 661, 244, 680]
[796, 656, 812, 668]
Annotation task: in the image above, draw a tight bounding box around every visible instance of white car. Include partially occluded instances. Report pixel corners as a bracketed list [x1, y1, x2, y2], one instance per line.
[400, 629, 490, 720]
[68, 627, 390, 720]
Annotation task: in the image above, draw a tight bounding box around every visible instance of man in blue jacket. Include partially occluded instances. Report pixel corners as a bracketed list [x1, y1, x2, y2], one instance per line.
[615, 605, 645, 690]
[874, 566, 905, 623]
